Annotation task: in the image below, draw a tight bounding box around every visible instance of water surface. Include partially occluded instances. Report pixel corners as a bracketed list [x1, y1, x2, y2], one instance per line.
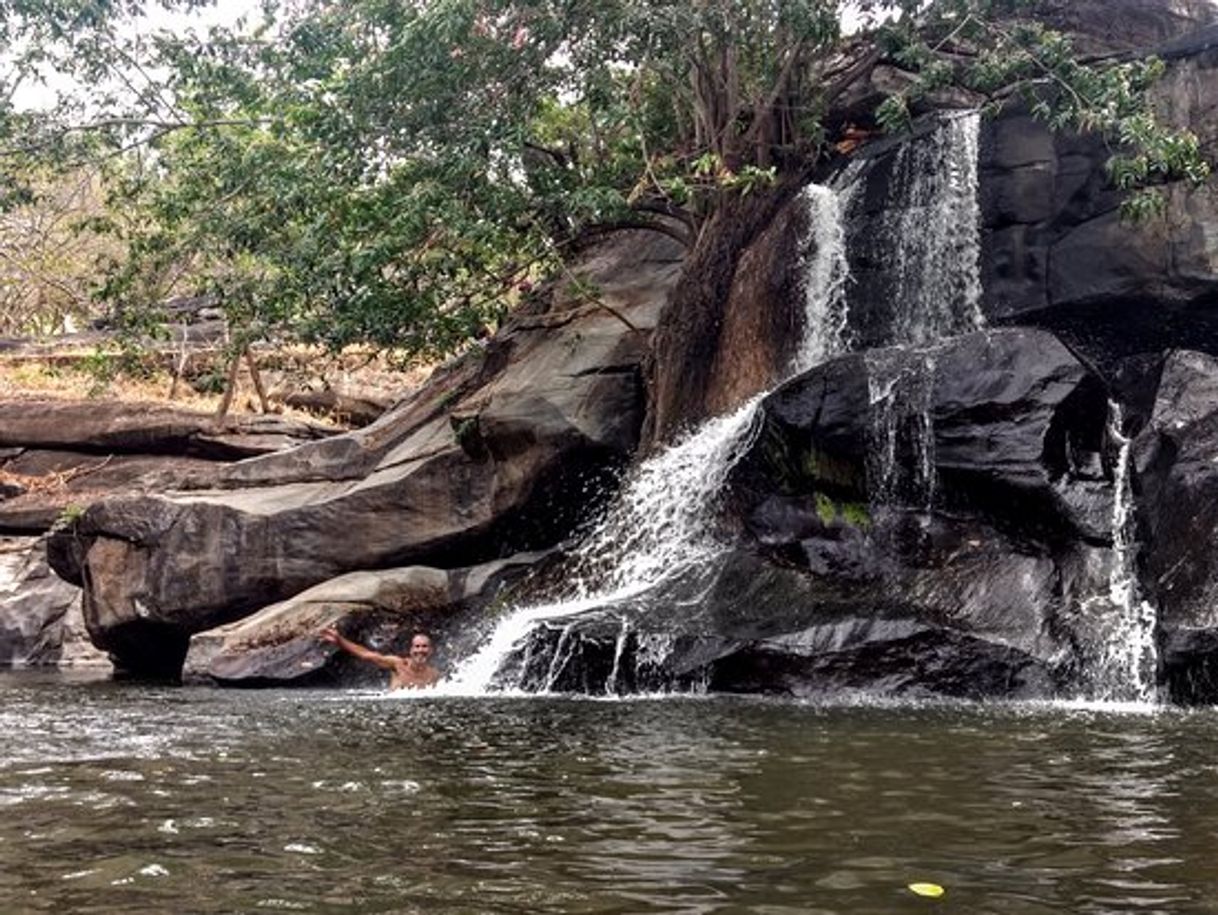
[2, 671, 1216, 914]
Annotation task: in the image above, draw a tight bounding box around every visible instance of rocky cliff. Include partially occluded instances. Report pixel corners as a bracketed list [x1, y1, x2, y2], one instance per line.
[11, 1, 1218, 702]
[0, 403, 335, 668]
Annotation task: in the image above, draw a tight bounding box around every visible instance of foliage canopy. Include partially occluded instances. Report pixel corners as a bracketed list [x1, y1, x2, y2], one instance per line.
[1, 0, 1211, 360]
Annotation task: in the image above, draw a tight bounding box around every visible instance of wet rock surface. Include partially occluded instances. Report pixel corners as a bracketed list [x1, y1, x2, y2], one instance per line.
[1134, 350, 1218, 702]
[507, 330, 1124, 700]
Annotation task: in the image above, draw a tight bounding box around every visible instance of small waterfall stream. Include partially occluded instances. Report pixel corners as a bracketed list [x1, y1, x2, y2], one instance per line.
[1088, 403, 1159, 702]
[861, 110, 983, 514]
[875, 112, 984, 344]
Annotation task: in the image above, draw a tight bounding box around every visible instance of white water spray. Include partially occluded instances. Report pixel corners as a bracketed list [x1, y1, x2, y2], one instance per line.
[794, 183, 853, 373]
[865, 349, 939, 512]
[873, 112, 984, 345]
[1091, 403, 1159, 702]
[445, 397, 763, 693]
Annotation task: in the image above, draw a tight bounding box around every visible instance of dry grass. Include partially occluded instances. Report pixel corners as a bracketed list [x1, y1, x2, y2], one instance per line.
[0, 348, 435, 425]
[0, 359, 226, 410]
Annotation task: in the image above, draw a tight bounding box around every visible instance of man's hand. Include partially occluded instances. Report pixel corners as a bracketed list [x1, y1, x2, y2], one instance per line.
[320, 626, 341, 645]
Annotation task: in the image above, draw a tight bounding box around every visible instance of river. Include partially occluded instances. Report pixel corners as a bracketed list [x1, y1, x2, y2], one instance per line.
[2, 672, 1216, 913]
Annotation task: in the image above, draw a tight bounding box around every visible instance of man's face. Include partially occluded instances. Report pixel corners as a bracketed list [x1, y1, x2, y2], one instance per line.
[409, 636, 433, 664]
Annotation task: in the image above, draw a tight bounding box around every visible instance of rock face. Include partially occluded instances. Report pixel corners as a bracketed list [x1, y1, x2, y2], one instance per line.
[978, 27, 1218, 370]
[506, 330, 1138, 700]
[0, 404, 335, 670]
[1134, 350, 1218, 702]
[1029, 0, 1217, 55]
[0, 536, 107, 666]
[48, 230, 683, 675]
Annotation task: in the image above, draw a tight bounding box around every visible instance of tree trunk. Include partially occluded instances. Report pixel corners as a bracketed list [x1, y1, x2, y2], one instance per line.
[642, 170, 812, 449]
[215, 349, 242, 419]
[244, 347, 270, 413]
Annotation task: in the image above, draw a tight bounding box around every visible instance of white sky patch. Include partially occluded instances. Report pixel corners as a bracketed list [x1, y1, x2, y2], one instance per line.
[7, 1, 897, 113]
[9, 1, 263, 112]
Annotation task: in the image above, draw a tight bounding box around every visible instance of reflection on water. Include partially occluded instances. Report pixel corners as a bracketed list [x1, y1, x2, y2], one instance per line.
[1, 671, 1217, 914]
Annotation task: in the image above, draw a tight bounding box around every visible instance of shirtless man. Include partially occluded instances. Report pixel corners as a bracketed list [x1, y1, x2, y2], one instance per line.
[320, 626, 442, 689]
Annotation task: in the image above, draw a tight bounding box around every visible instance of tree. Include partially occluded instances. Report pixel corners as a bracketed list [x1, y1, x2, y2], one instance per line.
[0, 168, 123, 335]
[1, 0, 1210, 430]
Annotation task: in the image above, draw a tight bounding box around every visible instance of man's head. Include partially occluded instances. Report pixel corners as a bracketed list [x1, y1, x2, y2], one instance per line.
[408, 632, 434, 665]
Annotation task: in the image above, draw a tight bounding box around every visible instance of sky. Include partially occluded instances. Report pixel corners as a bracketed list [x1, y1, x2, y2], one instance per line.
[10, 1, 262, 112]
[10, 1, 876, 113]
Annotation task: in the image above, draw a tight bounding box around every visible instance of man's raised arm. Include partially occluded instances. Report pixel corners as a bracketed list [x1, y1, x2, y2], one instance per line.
[320, 626, 398, 671]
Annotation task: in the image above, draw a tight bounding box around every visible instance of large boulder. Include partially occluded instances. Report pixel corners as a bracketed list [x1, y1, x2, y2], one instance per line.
[502, 329, 1150, 700]
[1134, 350, 1218, 702]
[0, 405, 333, 671]
[0, 536, 107, 667]
[49, 229, 684, 676]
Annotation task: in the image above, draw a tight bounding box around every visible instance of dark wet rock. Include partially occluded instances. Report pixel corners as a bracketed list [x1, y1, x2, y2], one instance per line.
[733, 328, 1112, 545]
[1161, 628, 1218, 705]
[977, 39, 1218, 372]
[506, 329, 1129, 700]
[1134, 351, 1218, 701]
[1135, 350, 1218, 630]
[505, 549, 1063, 700]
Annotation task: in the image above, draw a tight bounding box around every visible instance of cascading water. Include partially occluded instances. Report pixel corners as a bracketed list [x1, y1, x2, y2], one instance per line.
[865, 349, 939, 512]
[794, 183, 854, 373]
[870, 111, 984, 345]
[448, 112, 987, 696]
[445, 180, 855, 695]
[1086, 403, 1159, 703]
[861, 111, 983, 512]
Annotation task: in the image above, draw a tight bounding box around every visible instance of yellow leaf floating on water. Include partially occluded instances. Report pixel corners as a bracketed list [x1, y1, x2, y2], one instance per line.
[908, 882, 946, 898]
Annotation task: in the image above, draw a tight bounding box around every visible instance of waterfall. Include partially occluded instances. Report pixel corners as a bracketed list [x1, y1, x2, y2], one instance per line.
[446, 180, 857, 694]
[1088, 403, 1159, 702]
[865, 349, 938, 512]
[447, 112, 987, 696]
[864, 111, 984, 346]
[793, 183, 853, 373]
[446, 386, 765, 695]
[861, 111, 983, 514]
